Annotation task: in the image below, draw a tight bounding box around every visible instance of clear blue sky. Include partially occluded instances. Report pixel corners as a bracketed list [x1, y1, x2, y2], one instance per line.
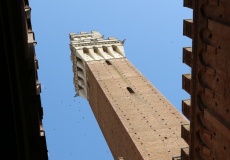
[30, 1, 192, 159]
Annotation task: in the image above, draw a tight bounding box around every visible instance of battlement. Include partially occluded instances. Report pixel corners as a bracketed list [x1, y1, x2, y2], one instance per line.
[69, 31, 125, 98]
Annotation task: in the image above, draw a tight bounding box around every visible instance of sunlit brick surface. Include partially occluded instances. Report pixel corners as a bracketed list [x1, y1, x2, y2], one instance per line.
[87, 58, 188, 160]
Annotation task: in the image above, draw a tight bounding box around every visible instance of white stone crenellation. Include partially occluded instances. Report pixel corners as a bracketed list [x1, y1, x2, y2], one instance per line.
[69, 31, 126, 99]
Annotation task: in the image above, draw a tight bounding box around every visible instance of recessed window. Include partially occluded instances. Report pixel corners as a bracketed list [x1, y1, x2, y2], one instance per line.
[76, 57, 82, 62]
[78, 85, 83, 90]
[105, 60, 112, 65]
[87, 81, 90, 90]
[83, 47, 89, 53]
[102, 46, 108, 53]
[127, 87, 135, 93]
[93, 47, 98, 53]
[112, 45, 117, 51]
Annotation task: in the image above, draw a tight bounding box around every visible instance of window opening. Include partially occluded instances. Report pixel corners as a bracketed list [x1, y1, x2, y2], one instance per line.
[93, 47, 98, 53]
[127, 87, 135, 93]
[76, 57, 82, 62]
[83, 47, 89, 53]
[112, 45, 117, 51]
[105, 60, 112, 65]
[102, 46, 108, 53]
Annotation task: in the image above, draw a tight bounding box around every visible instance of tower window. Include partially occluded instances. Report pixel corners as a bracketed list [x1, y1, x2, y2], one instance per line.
[127, 87, 135, 93]
[76, 57, 82, 62]
[93, 47, 98, 53]
[105, 60, 112, 65]
[102, 46, 108, 53]
[83, 47, 89, 53]
[112, 45, 117, 51]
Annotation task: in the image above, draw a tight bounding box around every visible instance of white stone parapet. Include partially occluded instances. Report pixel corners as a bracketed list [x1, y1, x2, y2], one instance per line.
[69, 31, 126, 99]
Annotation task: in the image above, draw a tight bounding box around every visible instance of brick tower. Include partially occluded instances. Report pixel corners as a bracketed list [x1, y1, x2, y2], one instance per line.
[69, 31, 188, 160]
[182, 0, 230, 159]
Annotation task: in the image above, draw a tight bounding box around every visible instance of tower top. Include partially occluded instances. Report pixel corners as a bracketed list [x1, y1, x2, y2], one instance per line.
[69, 31, 125, 98]
[69, 31, 125, 62]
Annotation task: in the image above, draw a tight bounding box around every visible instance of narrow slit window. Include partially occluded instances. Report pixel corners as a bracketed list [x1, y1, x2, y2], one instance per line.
[105, 60, 112, 65]
[87, 81, 90, 90]
[127, 87, 135, 93]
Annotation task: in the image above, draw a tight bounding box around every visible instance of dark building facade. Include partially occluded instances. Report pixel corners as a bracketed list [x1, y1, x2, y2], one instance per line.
[181, 0, 230, 159]
[1, 0, 48, 160]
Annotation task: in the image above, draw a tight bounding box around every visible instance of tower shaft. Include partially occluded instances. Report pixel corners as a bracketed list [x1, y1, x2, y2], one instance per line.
[70, 31, 188, 160]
